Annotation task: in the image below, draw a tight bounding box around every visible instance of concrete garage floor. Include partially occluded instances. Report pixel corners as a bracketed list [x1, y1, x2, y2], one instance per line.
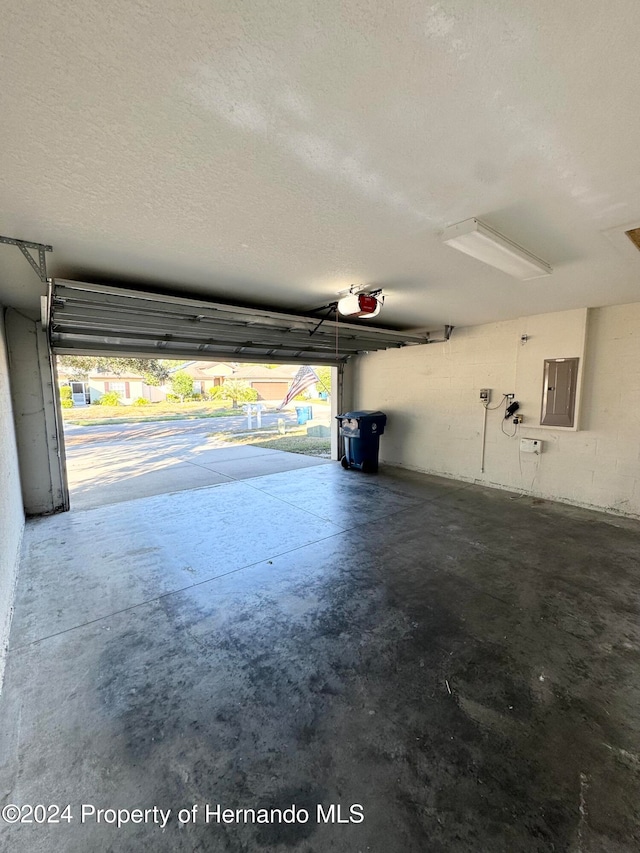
[1, 466, 640, 852]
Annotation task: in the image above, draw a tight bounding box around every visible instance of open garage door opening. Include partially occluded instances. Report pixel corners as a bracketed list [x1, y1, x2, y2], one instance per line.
[47, 279, 427, 511]
[57, 355, 339, 511]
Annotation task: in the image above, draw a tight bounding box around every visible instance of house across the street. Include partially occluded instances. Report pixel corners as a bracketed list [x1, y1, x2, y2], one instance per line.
[59, 361, 321, 407]
[232, 364, 300, 401]
[174, 362, 310, 402]
[173, 361, 236, 396]
[88, 370, 164, 405]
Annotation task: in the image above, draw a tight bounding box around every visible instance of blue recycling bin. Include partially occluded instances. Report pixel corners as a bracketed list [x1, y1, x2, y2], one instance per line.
[336, 410, 387, 473]
[295, 405, 313, 425]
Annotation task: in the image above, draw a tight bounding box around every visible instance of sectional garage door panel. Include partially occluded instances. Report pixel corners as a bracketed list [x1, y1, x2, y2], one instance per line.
[48, 280, 428, 364]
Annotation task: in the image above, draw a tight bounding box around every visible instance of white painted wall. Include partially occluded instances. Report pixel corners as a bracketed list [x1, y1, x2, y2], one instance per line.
[0, 307, 24, 691]
[353, 303, 640, 517]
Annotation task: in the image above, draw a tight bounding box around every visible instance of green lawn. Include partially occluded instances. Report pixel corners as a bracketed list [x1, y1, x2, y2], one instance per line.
[211, 428, 331, 458]
[63, 400, 240, 426]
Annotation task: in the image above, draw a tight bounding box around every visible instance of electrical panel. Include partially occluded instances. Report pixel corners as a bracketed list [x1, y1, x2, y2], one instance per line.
[541, 358, 579, 427]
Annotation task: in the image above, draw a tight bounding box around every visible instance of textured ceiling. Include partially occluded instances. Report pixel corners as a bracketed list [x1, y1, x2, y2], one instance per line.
[1, 0, 640, 328]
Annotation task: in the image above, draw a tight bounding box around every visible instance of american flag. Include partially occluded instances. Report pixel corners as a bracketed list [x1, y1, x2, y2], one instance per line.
[279, 365, 319, 409]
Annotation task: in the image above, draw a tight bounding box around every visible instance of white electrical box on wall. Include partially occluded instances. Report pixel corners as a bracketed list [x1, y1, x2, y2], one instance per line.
[520, 438, 542, 454]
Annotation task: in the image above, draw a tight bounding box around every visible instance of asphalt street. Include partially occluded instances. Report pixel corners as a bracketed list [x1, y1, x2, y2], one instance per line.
[63, 410, 301, 447]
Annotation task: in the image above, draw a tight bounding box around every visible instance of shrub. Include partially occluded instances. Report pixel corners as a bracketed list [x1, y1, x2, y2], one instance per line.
[99, 391, 121, 406]
[219, 379, 258, 408]
[190, 393, 203, 401]
[133, 397, 150, 406]
[61, 398, 73, 408]
[60, 385, 72, 400]
[166, 393, 180, 403]
[207, 386, 225, 401]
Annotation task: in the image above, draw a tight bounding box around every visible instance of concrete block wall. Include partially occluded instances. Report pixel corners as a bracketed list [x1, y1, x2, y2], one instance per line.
[353, 303, 640, 518]
[6, 310, 68, 516]
[0, 307, 24, 691]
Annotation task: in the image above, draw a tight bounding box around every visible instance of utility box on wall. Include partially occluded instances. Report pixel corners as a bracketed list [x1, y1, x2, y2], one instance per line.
[515, 308, 587, 433]
[540, 358, 579, 428]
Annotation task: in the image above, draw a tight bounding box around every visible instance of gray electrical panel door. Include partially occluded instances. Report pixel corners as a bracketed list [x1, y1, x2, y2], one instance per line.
[541, 358, 579, 427]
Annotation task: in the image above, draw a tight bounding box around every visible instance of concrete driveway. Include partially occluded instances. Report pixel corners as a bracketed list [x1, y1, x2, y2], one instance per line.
[64, 416, 331, 511]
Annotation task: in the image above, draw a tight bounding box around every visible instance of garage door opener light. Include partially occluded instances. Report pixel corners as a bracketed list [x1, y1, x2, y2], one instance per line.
[337, 287, 383, 319]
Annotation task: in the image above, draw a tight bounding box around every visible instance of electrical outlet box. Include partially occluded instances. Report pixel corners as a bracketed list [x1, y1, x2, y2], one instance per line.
[480, 388, 491, 401]
[520, 438, 542, 454]
[513, 415, 523, 424]
[505, 393, 515, 399]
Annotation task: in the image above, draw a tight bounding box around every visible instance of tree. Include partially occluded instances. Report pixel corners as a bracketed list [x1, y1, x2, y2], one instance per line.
[315, 366, 332, 396]
[57, 356, 97, 378]
[219, 379, 258, 408]
[57, 356, 170, 384]
[170, 371, 193, 402]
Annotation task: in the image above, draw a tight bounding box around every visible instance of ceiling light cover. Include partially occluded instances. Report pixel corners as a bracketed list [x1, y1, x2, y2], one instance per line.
[442, 218, 552, 280]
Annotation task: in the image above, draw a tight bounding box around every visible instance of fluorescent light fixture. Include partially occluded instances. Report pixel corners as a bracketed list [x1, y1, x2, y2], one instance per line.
[442, 218, 552, 280]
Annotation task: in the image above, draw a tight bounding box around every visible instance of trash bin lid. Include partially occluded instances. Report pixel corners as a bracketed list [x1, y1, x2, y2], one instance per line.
[336, 410, 386, 420]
